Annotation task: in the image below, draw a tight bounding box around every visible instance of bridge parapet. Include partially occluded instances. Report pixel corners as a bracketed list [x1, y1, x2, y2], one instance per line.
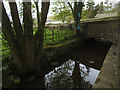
[45, 16, 120, 44]
[83, 16, 120, 44]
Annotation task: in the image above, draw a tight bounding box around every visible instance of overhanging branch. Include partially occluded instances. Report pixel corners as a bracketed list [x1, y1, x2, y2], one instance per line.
[68, 2, 74, 15]
[9, 2, 24, 50]
[34, 1, 50, 65]
[2, 3, 23, 68]
[23, 2, 34, 66]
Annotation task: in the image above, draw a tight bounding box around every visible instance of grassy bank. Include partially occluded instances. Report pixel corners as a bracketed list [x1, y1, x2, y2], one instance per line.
[1, 28, 75, 59]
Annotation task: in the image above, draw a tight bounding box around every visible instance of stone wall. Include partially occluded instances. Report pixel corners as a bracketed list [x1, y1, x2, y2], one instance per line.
[45, 17, 119, 45]
[80, 17, 120, 88]
[44, 16, 120, 88]
[85, 17, 119, 44]
[118, 17, 120, 89]
[95, 12, 118, 18]
[93, 45, 118, 88]
[43, 16, 120, 88]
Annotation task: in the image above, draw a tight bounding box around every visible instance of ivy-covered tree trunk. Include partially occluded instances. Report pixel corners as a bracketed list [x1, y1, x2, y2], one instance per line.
[68, 2, 84, 38]
[2, 1, 50, 75]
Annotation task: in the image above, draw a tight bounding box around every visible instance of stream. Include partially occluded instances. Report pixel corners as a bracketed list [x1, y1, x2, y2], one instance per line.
[44, 38, 112, 88]
[20, 38, 113, 88]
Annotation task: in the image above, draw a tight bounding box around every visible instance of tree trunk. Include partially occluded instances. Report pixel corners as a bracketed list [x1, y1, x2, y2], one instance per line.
[2, 1, 50, 75]
[34, 1, 50, 68]
[75, 2, 84, 38]
[2, 3, 26, 73]
[23, 2, 35, 73]
[68, 2, 84, 38]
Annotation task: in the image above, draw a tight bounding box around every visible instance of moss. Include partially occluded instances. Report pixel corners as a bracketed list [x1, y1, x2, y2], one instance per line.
[43, 39, 77, 49]
[41, 38, 85, 64]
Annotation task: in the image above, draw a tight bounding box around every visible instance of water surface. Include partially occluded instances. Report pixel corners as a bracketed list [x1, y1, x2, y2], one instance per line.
[20, 38, 112, 88]
[45, 59, 100, 88]
[44, 38, 112, 88]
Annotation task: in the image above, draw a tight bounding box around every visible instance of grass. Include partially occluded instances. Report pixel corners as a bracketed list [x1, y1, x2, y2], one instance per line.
[1, 28, 75, 76]
[1, 28, 75, 58]
[43, 28, 75, 45]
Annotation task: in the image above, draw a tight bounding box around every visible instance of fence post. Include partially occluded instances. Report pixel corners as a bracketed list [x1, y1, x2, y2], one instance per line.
[58, 30, 60, 40]
[44, 30, 47, 45]
[44, 30, 46, 40]
[52, 30, 54, 44]
[64, 30, 67, 39]
[55, 30, 57, 39]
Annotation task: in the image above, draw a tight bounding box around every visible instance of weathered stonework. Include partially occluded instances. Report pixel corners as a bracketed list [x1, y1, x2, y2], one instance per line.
[83, 16, 120, 88]
[118, 16, 120, 89]
[93, 45, 118, 88]
[45, 16, 120, 88]
[85, 17, 119, 44]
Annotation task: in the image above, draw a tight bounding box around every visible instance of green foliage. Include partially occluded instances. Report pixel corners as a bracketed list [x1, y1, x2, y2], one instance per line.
[118, 2, 120, 16]
[111, 3, 119, 12]
[1, 28, 75, 59]
[97, 2, 103, 14]
[2, 62, 12, 75]
[86, 1, 95, 10]
[52, 2, 74, 23]
[1, 36, 12, 76]
[82, 0, 119, 19]
[32, 3, 36, 14]
[1, 35, 11, 59]
[103, 2, 119, 14]
[86, 1, 97, 18]
[82, 1, 102, 19]
[81, 8, 89, 19]
[43, 28, 75, 46]
[18, 2, 23, 20]
[104, 1, 113, 11]
[1, 28, 75, 76]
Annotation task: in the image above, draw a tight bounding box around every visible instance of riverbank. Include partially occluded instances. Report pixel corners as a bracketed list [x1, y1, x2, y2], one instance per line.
[2, 38, 85, 88]
[93, 44, 118, 88]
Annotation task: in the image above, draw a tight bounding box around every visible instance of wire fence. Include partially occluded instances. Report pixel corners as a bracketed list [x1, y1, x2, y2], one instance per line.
[43, 28, 75, 46]
[1, 25, 76, 58]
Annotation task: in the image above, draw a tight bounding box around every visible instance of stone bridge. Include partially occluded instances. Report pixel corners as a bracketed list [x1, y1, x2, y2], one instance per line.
[80, 16, 120, 88]
[81, 16, 119, 44]
[46, 16, 120, 88]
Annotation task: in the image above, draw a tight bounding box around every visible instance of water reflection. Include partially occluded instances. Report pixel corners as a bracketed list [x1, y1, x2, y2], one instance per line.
[45, 59, 74, 88]
[43, 39, 112, 88]
[45, 59, 100, 88]
[18, 39, 112, 88]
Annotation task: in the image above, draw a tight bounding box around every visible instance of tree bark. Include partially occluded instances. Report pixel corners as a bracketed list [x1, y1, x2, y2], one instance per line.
[34, 1, 50, 66]
[68, 2, 84, 38]
[2, 3, 26, 73]
[23, 2, 34, 71]
[2, 1, 50, 75]
[9, 2, 25, 61]
[75, 2, 84, 38]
